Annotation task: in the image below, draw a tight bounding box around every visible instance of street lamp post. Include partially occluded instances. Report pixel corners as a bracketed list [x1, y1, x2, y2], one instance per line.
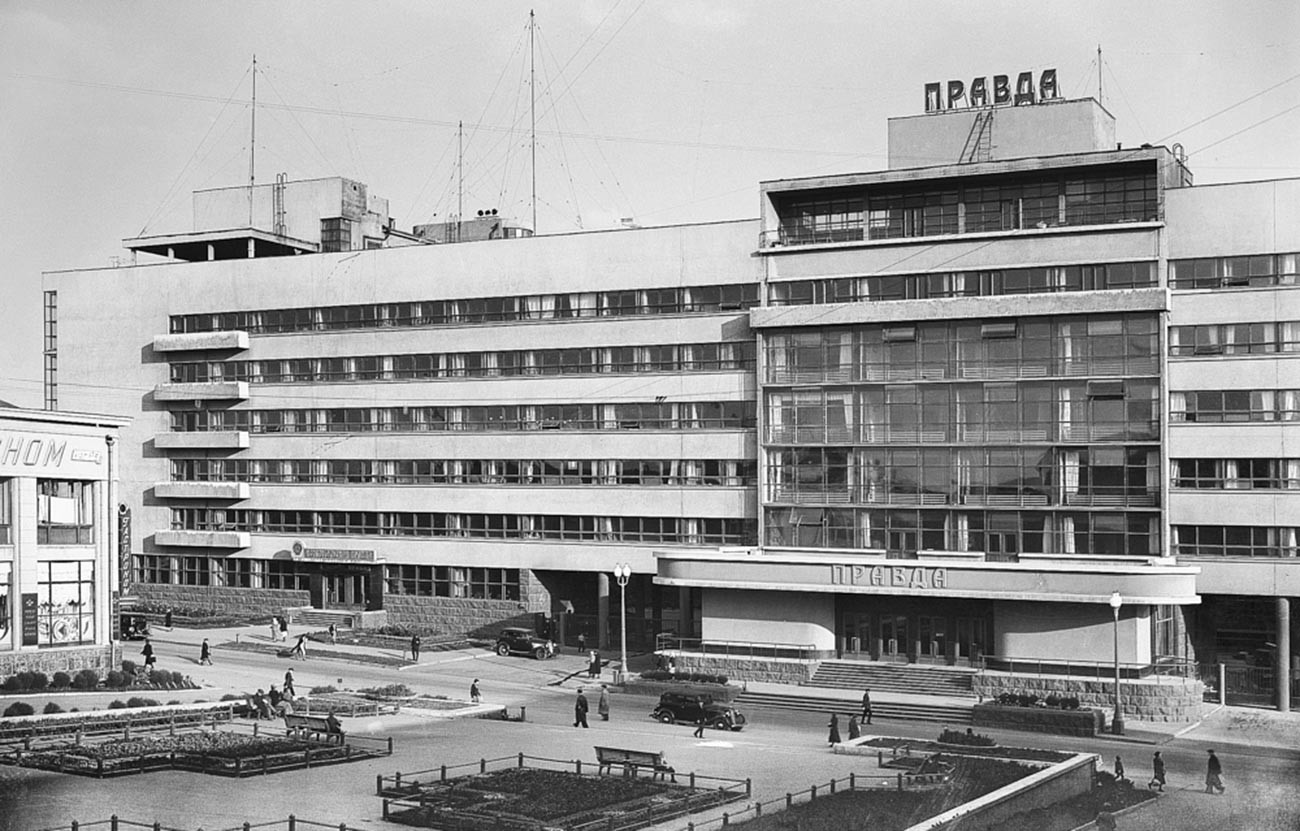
[613, 564, 631, 684]
[1109, 591, 1125, 735]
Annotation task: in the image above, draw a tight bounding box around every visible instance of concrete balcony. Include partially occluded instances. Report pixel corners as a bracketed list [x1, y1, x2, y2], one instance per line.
[154, 381, 249, 402]
[154, 530, 251, 549]
[154, 482, 251, 500]
[154, 432, 250, 450]
[153, 331, 249, 352]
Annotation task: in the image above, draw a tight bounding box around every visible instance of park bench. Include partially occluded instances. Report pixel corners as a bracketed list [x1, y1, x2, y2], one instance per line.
[594, 746, 675, 781]
[284, 713, 344, 745]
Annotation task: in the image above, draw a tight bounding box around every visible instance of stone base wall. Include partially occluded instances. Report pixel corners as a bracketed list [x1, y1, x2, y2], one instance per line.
[384, 595, 542, 637]
[132, 585, 311, 617]
[674, 655, 818, 685]
[0, 644, 122, 678]
[973, 674, 1205, 723]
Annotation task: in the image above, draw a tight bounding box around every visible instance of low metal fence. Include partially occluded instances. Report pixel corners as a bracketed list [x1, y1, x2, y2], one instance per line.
[34, 816, 364, 831]
[977, 656, 1199, 682]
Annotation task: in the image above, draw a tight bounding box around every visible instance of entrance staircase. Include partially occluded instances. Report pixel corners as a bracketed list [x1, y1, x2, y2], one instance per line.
[734, 688, 973, 726]
[809, 661, 977, 698]
[732, 661, 978, 725]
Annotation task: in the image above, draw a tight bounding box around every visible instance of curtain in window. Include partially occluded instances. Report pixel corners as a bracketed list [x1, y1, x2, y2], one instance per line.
[1149, 517, 1162, 557]
[858, 511, 873, 550]
[1282, 527, 1298, 558]
[523, 296, 543, 319]
[680, 518, 700, 544]
[1059, 515, 1076, 554]
[683, 460, 701, 483]
[953, 513, 969, 551]
[597, 516, 616, 540]
[574, 292, 598, 317]
[1170, 525, 1182, 555]
[1224, 460, 1244, 489]
[1282, 322, 1300, 352]
[601, 404, 618, 430]
[1169, 392, 1187, 422]
[1286, 459, 1300, 489]
[1059, 451, 1081, 500]
[766, 335, 788, 380]
[448, 354, 466, 376]
[767, 393, 786, 441]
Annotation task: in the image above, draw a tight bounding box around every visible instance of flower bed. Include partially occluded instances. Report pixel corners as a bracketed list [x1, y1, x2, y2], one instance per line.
[853, 737, 1070, 765]
[4, 728, 383, 778]
[382, 761, 748, 830]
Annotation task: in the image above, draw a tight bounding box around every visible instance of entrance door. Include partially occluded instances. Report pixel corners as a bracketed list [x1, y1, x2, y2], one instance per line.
[879, 614, 908, 662]
[954, 617, 987, 665]
[842, 613, 872, 657]
[918, 615, 949, 664]
[324, 571, 369, 608]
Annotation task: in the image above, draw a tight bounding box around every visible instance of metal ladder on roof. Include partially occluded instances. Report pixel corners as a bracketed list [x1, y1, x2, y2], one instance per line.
[959, 108, 994, 164]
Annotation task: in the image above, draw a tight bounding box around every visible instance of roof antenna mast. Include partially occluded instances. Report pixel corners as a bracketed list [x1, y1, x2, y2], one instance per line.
[1097, 44, 1103, 105]
[457, 120, 464, 244]
[530, 9, 537, 234]
[249, 54, 257, 227]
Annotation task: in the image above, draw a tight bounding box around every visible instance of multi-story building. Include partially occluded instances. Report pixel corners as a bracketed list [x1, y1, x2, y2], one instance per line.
[42, 90, 1299, 711]
[0, 405, 129, 676]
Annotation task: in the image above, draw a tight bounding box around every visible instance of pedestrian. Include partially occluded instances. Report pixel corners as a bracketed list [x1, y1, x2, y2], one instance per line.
[847, 715, 860, 740]
[588, 650, 601, 679]
[199, 638, 212, 665]
[574, 687, 589, 728]
[1114, 755, 1126, 782]
[667, 657, 676, 677]
[827, 713, 841, 746]
[577, 632, 586, 654]
[253, 689, 273, 720]
[861, 688, 873, 724]
[291, 633, 308, 660]
[328, 623, 337, 645]
[693, 712, 706, 738]
[269, 619, 279, 642]
[164, 608, 173, 630]
[598, 684, 610, 721]
[268, 685, 282, 708]
[1148, 751, 1166, 791]
[1205, 749, 1225, 794]
[279, 616, 289, 641]
[470, 679, 481, 704]
[410, 634, 421, 661]
[283, 667, 296, 699]
[141, 638, 156, 672]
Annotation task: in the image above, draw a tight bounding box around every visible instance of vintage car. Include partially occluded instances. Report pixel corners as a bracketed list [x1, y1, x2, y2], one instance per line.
[650, 691, 746, 731]
[494, 627, 554, 660]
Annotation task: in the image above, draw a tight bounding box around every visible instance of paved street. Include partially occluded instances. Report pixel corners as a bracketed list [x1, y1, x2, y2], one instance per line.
[2, 624, 1299, 831]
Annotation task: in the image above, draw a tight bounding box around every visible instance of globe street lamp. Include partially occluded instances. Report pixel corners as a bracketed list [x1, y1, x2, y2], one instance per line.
[613, 564, 632, 684]
[1109, 591, 1125, 735]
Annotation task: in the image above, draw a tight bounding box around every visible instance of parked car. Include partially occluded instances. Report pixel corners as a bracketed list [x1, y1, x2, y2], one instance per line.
[650, 691, 746, 731]
[495, 627, 554, 660]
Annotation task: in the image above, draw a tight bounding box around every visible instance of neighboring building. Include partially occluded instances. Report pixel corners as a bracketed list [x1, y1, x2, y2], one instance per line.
[45, 182, 760, 643]
[42, 90, 1299, 711]
[0, 406, 129, 676]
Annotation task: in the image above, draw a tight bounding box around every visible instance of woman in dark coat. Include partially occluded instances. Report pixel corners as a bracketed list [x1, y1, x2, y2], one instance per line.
[827, 713, 841, 745]
[847, 715, 860, 740]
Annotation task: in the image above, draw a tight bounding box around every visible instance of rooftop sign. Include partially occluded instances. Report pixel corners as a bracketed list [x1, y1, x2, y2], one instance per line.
[925, 69, 1059, 113]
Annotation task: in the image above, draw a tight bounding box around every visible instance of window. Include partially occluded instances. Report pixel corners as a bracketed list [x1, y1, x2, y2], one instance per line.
[1174, 525, 1300, 558]
[0, 479, 11, 545]
[0, 561, 10, 650]
[37, 480, 93, 545]
[37, 560, 95, 645]
[266, 561, 310, 591]
[134, 555, 173, 585]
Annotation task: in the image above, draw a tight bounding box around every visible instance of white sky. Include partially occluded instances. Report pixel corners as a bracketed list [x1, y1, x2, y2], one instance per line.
[2, 0, 1297, 408]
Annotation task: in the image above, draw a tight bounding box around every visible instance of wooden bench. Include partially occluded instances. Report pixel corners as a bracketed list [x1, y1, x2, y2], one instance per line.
[284, 713, 344, 745]
[594, 746, 675, 781]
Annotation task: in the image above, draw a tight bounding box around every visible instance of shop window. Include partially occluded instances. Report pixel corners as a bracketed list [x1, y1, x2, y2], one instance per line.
[0, 479, 11, 545]
[37, 480, 93, 545]
[37, 560, 94, 645]
[0, 561, 10, 649]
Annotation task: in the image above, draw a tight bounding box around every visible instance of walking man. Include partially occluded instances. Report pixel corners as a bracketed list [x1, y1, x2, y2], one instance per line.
[1205, 749, 1225, 794]
[328, 623, 337, 645]
[141, 638, 156, 672]
[577, 632, 586, 654]
[1114, 755, 1126, 782]
[861, 688, 873, 724]
[827, 713, 841, 746]
[588, 650, 601, 679]
[693, 712, 706, 738]
[470, 679, 481, 704]
[598, 684, 610, 721]
[1148, 750, 1166, 791]
[164, 608, 173, 630]
[574, 688, 589, 728]
[199, 638, 212, 666]
[283, 667, 296, 699]
[410, 634, 421, 661]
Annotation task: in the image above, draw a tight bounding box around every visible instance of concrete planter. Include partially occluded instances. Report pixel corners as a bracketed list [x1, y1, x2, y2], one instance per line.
[972, 702, 1105, 737]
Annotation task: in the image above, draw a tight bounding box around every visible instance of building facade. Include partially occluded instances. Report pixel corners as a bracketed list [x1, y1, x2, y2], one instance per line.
[42, 94, 1299, 707]
[0, 406, 128, 676]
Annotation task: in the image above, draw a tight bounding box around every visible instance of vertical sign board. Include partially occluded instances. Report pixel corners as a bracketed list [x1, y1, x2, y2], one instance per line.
[118, 505, 132, 592]
[21, 593, 39, 646]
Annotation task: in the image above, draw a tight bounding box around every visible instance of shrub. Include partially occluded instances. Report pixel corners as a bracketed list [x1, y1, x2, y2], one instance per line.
[170, 671, 189, 687]
[220, 693, 243, 702]
[126, 697, 160, 708]
[29, 672, 49, 691]
[121, 659, 137, 675]
[309, 685, 338, 695]
[638, 670, 729, 684]
[108, 700, 128, 709]
[43, 702, 64, 715]
[167, 700, 181, 705]
[938, 727, 997, 746]
[359, 683, 413, 699]
[0, 675, 22, 692]
[51, 671, 72, 689]
[105, 670, 128, 689]
[15, 672, 37, 690]
[3, 702, 35, 717]
[1062, 696, 1081, 710]
[72, 669, 100, 690]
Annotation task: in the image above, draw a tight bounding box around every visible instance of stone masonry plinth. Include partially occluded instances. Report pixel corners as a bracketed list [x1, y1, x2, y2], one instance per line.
[675, 655, 818, 684]
[973, 673, 1205, 723]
